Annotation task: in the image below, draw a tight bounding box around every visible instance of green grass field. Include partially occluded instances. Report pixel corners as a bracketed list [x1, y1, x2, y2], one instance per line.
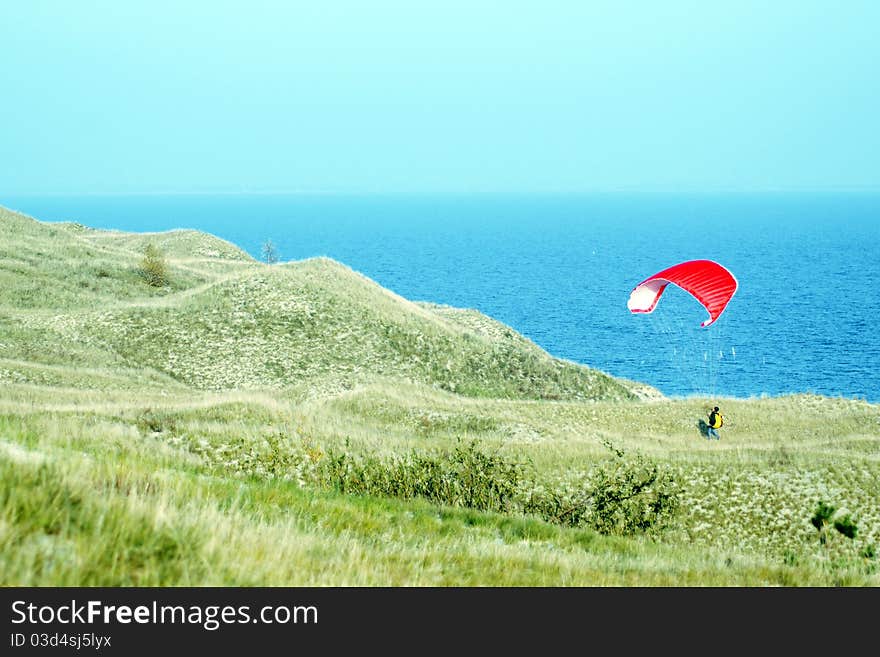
[1, 205, 878, 586]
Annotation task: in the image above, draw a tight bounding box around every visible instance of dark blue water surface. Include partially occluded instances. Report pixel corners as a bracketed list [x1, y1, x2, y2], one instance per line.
[4, 193, 879, 401]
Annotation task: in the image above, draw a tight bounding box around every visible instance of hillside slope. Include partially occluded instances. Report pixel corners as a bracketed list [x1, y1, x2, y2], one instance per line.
[0, 207, 655, 401]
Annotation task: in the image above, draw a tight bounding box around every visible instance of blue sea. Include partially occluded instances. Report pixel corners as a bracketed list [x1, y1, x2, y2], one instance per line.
[4, 192, 879, 402]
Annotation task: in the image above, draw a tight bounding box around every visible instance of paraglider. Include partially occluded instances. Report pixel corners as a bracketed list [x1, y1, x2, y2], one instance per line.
[627, 259, 738, 327]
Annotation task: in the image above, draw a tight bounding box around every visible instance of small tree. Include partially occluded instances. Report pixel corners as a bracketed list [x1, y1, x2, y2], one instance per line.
[261, 239, 279, 265]
[140, 243, 168, 287]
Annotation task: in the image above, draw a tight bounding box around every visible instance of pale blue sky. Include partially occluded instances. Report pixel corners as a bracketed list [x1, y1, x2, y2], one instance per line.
[1, 1, 878, 194]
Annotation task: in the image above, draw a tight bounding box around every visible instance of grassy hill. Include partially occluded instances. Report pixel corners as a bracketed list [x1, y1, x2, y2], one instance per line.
[1, 206, 878, 586]
[0, 206, 643, 400]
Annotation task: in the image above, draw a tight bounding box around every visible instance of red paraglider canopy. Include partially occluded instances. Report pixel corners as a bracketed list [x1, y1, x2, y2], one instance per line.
[627, 259, 738, 327]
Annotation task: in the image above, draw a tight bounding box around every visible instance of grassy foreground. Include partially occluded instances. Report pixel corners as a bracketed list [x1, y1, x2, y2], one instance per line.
[1, 206, 878, 586]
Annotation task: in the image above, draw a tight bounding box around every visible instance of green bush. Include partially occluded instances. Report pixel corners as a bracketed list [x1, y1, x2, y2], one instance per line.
[519, 454, 679, 536]
[834, 514, 858, 540]
[812, 500, 859, 544]
[315, 438, 678, 536]
[139, 243, 168, 287]
[163, 427, 678, 538]
[811, 500, 835, 532]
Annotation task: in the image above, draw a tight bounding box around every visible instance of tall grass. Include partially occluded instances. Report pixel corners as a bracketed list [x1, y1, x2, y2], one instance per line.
[0, 458, 205, 586]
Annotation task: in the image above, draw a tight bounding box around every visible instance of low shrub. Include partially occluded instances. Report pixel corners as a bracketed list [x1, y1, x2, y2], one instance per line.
[519, 454, 679, 536]
[318, 439, 524, 514]
[316, 438, 679, 536]
[139, 243, 168, 287]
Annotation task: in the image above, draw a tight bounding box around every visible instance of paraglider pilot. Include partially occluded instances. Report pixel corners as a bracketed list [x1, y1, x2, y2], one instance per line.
[707, 406, 723, 440]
